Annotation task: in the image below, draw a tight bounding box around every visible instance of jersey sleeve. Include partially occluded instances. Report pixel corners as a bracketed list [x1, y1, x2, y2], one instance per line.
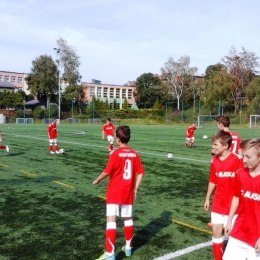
[136, 154, 144, 174]
[233, 170, 242, 197]
[208, 158, 217, 184]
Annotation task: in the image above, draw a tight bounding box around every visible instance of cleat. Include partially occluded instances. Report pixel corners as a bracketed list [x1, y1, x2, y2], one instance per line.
[6, 146, 9, 152]
[50, 151, 55, 154]
[55, 151, 60, 154]
[122, 246, 132, 257]
[95, 252, 115, 260]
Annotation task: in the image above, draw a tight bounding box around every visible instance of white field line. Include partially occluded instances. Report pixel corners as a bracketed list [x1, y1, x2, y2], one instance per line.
[4, 133, 210, 163]
[152, 240, 212, 260]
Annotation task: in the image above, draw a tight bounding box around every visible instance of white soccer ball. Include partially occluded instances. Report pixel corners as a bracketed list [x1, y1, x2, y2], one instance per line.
[203, 135, 208, 140]
[167, 153, 174, 159]
[59, 148, 65, 154]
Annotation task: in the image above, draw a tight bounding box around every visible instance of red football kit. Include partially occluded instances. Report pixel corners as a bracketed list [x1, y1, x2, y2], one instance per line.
[103, 147, 144, 205]
[230, 168, 260, 248]
[229, 131, 241, 154]
[209, 153, 243, 214]
[186, 126, 196, 138]
[102, 123, 115, 137]
[47, 124, 57, 139]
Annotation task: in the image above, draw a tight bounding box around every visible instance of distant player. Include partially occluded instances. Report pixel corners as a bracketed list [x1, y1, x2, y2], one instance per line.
[185, 122, 197, 147]
[102, 118, 115, 152]
[47, 118, 59, 154]
[93, 126, 144, 260]
[216, 115, 242, 155]
[223, 138, 260, 260]
[204, 130, 243, 260]
[0, 130, 9, 152]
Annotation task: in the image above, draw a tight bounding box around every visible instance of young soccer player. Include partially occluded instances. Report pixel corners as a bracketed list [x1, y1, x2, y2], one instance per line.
[93, 126, 144, 260]
[223, 138, 260, 260]
[47, 118, 59, 154]
[0, 130, 9, 152]
[102, 118, 116, 152]
[203, 130, 243, 260]
[185, 122, 197, 147]
[216, 115, 242, 155]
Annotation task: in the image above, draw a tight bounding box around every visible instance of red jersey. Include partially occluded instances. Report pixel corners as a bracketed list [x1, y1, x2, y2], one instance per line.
[102, 123, 115, 137]
[103, 147, 144, 205]
[230, 168, 260, 248]
[186, 126, 196, 138]
[209, 153, 243, 214]
[229, 131, 241, 154]
[47, 123, 57, 139]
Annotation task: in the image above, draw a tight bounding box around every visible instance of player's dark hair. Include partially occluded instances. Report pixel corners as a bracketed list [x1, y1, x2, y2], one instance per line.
[212, 130, 232, 149]
[106, 118, 111, 122]
[216, 115, 230, 127]
[240, 138, 260, 155]
[116, 126, 131, 144]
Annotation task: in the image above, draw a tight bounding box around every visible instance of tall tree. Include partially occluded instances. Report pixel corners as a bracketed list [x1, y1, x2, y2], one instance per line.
[245, 76, 260, 114]
[25, 55, 58, 102]
[161, 56, 198, 110]
[56, 37, 81, 88]
[133, 73, 163, 109]
[222, 46, 259, 113]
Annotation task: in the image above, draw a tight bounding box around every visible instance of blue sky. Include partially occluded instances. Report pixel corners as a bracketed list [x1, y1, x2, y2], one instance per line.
[1, 0, 259, 85]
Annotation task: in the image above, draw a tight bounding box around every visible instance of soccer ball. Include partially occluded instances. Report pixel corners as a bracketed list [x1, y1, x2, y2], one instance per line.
[167, 153, 174, 159]
[59, 148, 65, 154]
[203, 135, 208, 140]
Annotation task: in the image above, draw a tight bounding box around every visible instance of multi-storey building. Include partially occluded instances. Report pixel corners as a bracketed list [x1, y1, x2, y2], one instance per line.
[0, 71, 29, 94]
[82, 80, 138, 109]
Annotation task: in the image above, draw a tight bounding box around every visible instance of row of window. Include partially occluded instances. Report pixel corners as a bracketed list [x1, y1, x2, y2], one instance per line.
[0, 75, 23, 83]
[90, 87, 133, 99]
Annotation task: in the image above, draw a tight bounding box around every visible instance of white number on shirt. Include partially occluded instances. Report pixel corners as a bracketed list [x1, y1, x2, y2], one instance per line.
[123, 159, 132, 180]
[231, 141, 237, 154]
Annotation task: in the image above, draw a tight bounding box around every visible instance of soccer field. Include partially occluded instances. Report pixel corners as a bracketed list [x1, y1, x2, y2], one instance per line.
[0, 123, 258, 260]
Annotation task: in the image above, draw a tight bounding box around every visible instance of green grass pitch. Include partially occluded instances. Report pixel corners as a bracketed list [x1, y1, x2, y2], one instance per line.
[0, 123, 258, 260]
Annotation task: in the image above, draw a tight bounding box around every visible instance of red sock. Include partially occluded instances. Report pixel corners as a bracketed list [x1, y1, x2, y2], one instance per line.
[212, 242, 224, 260]
[49, 145, 53, 152]
[105, 228, 116, 253]
[54, 145, 59, 151]
[124, 224, 134, 247]
[0, 145, 6, 149]
[109, 144, 113, 150]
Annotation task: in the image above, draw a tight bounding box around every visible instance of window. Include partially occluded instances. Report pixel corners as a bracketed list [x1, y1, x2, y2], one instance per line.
[116, 88, 120, 98]
[128, 89, 133, 99]
[110, 88, 114, 98]
[11, 76, 16, 82]
[116, 103, 120, 109]
[0, 75, 2, 81]
[122, 89, 126, 98]
[103, 88, 108, 98]
[90, 87, 95, 97]
[97, 87, 101, 97]
[18, 77, 23, 83]
[4, 76, 9, 82]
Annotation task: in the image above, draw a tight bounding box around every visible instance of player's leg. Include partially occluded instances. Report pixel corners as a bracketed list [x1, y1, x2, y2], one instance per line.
[211, 212, 225, 260]
[49, 139, 55, 154]
[185, 138, 190, 147]
[107, 136, 114, 152]
[122, 205, 133, 256]
[53, 138, 59, 153]
[0, 145, 9, 152]
[190, 137, 195, 147]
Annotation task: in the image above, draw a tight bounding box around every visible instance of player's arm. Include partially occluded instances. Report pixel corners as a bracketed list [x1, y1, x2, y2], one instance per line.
[225, 196, 239, 237]
[93, 171, 109, 185]
[204, 182, 216, 211]
[102, 130, 105, 139]
[134, 173, 144, 200]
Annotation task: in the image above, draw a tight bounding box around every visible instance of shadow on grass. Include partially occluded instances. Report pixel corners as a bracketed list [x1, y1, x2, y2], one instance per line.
[116, 211, 172, 260]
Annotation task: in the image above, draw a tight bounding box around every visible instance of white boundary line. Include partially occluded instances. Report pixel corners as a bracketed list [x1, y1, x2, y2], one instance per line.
[152, 240, 212, 260]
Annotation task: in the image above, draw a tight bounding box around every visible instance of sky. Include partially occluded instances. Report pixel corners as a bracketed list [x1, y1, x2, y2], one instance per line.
[1, 0, 260, 85]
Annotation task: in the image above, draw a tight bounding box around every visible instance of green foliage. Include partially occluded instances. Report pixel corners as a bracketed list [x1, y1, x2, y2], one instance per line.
[122, 98, 129, 109]
[32, 107, 46, 119]
[0, 90, 23, 109]
[245, 76, 260, 114]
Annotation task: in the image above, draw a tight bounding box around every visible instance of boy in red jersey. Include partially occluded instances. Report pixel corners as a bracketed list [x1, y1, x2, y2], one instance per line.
[47, 119, 59, 154]
[102, 118, 115, 152]
[203, 130, 243, 260]
[223, 138, 260, 260]
[185, 122, 197, 147]
[0, 130, 9, 152]
[216, 115, 242, 155]
[93, 126, 144, 260]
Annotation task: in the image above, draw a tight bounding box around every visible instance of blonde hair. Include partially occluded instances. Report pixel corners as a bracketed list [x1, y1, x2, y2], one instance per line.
[240, 138, 260, 155]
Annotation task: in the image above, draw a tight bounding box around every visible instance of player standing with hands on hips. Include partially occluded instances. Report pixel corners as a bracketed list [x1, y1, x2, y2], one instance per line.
[93, 126, 144, 260]
[203, 130, 243, 260]
[223, 138, 260, 260]
[47, 118, 60, 154]
[102, 118, 115, 152]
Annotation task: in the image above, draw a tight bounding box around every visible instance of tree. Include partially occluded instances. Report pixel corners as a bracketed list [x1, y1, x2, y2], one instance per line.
[245, 76, 260, 114]
[56, 37, 81, 88]
[25, 55, 58, 102]
[161, 56, 198, 110]
[122, 98, 129, 109]
[133, 73, 163, 109]
[222, 46, 259, 113]
[0, 90, 23, 109]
